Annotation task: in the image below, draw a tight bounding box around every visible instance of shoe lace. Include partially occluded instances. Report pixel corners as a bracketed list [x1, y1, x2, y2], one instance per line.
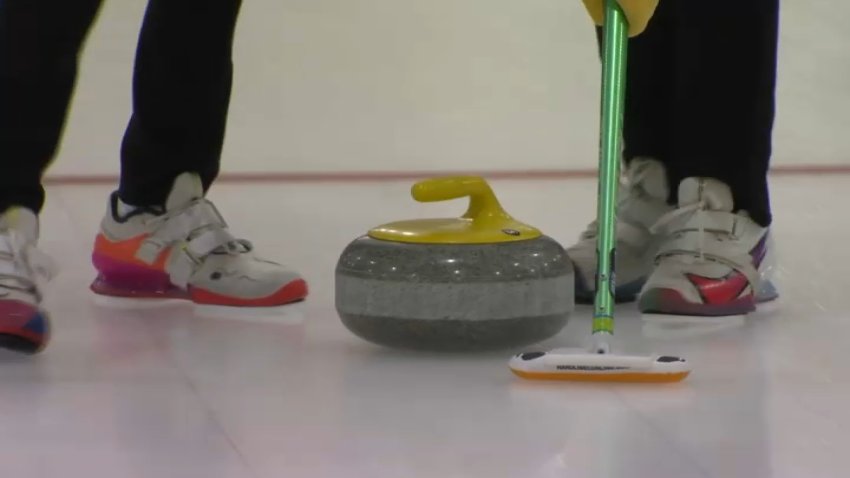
[0, 231, 57, 299]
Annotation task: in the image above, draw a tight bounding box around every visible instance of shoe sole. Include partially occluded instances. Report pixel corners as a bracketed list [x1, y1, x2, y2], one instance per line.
[91, 294, 308, 324]
[638, 288, 756, 317]
[0, 334, 43, 354]
[0, 302, 49, 354]
[91, 277, 308, 308]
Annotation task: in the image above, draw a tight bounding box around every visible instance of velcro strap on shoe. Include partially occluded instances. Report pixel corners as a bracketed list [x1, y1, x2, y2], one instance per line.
[135, 238, 168, 265]
[134, 200, 228, 265]
[167, 228, 240, 288]
[166, 246, 195, 288]
[658, 234, 760, 288]
[187, 228, 236, 258]
[667, 210, 737, 236]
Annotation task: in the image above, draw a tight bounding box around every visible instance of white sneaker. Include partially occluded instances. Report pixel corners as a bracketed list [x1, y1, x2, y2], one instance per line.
[0, 207, 55, 353]
[638, 177, 778, 316]
[90, 173, 308, 309]
[568, 158, 674, 303]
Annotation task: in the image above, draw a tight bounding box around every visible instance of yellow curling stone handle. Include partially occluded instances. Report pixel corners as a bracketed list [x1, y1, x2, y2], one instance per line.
[368, 176, 542, 244]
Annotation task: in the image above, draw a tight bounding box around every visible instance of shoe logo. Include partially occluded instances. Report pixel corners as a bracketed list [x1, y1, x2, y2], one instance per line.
[502, 229, 521, 236]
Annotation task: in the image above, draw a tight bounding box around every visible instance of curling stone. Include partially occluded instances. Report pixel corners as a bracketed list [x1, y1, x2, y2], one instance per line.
[334, 176, 574, 351]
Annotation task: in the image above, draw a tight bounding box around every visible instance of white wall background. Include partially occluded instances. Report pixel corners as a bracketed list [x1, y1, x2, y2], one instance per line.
[50, 0, 850, 178]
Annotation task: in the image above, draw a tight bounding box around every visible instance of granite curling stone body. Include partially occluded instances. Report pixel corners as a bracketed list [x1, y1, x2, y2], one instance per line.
[335, 176, 574, 351]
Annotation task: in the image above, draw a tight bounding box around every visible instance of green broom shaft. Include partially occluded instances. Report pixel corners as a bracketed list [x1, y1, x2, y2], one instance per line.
[593, 0, 628, 335]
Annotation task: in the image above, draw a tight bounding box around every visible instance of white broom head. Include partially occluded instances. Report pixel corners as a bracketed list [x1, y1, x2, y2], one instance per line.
[509, 348, 691, 383]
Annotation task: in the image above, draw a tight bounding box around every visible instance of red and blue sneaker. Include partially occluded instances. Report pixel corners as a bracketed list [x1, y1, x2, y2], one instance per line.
[0, 207, 54, 353]
[638, 177, 778, 316]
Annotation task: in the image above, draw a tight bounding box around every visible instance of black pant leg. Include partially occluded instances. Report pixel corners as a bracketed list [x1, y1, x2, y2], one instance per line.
[0, 0, 103, 213]
[669, 0, 779, 226]
[598, 0, 779, 226]
[119, 0, 242, 206]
